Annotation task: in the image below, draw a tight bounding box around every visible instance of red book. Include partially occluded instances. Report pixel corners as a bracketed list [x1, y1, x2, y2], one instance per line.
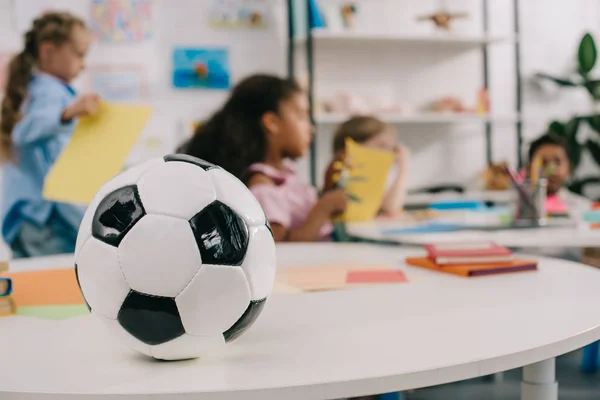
[424, 242, 513, 265]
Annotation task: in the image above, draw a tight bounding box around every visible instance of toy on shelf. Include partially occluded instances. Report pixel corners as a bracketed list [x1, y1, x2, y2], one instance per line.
[481, 162, 512, 191]
[477, 87, 490, 114]
[428, 96, 468, 113]
[74, 154, 276, 361]
[340, 3, 357, 29]
[417, 0, 469, 32]
[321, 92, 410, 116]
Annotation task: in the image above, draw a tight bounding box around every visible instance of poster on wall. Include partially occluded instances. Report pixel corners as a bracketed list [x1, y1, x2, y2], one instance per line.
[172, 48, 230, 90]
[90, 0, 154, 43]
[88, 65, 147, 102]
[13, 0, 88, 33]
[208, 0, 269, 29]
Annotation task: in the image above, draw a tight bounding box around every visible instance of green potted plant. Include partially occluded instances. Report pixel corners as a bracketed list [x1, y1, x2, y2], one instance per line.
[536, 32, 600, 197]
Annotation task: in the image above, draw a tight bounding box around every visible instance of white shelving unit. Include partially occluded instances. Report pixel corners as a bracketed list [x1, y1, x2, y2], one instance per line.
[315, 112, 520, 125]
[288, 1, 523, 185]
[297, 29, 516, 49]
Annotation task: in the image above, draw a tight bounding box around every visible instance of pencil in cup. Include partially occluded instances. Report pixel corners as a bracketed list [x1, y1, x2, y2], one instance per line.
[501, 165, 537, 213]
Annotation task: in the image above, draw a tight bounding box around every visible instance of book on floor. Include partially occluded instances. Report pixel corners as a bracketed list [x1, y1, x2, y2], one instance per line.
[424, 241, 513, 265]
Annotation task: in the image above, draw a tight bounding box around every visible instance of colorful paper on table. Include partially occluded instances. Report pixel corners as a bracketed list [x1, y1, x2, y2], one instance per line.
[17, 305, 89, 320]
[341, 138, 394, 222]
[346, 270, 407, 284]
[1, 268, 85, 306]
[277, 263, 406, 292]
[43, 102, 152, 204]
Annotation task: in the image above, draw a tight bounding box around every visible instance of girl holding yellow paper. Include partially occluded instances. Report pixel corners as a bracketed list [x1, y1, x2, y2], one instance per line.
[324, 116, 410, 217]
[0, 12, 100, 258]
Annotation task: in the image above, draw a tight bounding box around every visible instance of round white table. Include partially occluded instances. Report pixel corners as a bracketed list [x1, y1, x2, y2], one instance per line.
[345, 220, 600, 248]
[3, 243, 600, 400]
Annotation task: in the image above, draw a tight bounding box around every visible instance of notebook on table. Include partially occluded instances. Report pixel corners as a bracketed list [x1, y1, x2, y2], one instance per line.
[405, 257, 537, 277]
[423, 242, 513, 265]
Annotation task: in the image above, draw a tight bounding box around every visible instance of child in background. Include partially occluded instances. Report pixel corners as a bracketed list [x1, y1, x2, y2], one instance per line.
[183, 74, 347, 242]
[323, 116, 410, 216]
[527, 133, 591, 215]
[0, 12, 100, 258]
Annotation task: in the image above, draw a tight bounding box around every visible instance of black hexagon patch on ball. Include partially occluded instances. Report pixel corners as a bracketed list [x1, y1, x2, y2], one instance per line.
[189, 201, 249, 266]
[74, 264, 91, 312]
[117, 290, 185, 345]
[92, 186, 145, 247]
[164, 154, 218, 171]
[223, 298, 266, 342]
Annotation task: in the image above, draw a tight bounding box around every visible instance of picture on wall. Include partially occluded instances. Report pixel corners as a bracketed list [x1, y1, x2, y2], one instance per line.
[172, 48, 230, 90]
[90, 0, 154, 43]
[88, 65, 147, 102]
[208, 0, 269, 29]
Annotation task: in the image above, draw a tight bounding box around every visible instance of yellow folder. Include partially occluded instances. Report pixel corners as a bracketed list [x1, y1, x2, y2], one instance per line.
[341, 138, 394, 222]
[43, 102, 152, 205]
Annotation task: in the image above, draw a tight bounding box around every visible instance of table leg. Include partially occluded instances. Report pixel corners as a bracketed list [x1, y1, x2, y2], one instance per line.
[521, 358, 558, 400]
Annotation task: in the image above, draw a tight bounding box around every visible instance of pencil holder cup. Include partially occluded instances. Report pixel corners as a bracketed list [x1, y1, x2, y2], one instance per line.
[513, 178, 547, 227]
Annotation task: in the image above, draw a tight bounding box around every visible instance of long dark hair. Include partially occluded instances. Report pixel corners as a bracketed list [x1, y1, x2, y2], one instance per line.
[181, 74, 302, 181]
[0, 12, 85, 161]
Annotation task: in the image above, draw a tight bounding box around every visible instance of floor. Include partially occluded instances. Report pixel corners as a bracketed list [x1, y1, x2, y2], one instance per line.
[407, 348, 599, 399]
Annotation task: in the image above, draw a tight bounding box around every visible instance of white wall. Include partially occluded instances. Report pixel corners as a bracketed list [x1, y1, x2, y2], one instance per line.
[0, 0, 599, 192]
[294, 0, 600, 189]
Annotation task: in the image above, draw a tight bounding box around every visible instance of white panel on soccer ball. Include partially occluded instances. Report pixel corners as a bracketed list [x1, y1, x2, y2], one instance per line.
[176, 264, 251, 336]
[150, 333, 225, 361]
[75, 158, 164, 258]
[118, 215, 202, 297]
[208, 168, 266, 227]
[137, 162, 216, 220]
[76, 238, 131, 319]
[240, 226, 276, 301]
[98, 317, 152, 357]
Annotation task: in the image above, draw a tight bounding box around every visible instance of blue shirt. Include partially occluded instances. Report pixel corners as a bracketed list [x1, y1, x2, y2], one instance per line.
[1, 73, 85, 244]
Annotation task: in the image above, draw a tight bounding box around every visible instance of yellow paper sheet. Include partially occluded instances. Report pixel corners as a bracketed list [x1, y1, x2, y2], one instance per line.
[43, 102, 152, 205]
[342, 138, 394, 221]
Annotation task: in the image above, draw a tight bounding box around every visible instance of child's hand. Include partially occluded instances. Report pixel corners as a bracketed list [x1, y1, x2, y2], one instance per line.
[62, 94, 101, 121]
[318, 189, 348, 216]
[394, 144, 410, 167]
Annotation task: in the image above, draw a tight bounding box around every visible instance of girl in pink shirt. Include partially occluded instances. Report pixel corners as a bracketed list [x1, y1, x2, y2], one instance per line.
[181, 74, 347, 242]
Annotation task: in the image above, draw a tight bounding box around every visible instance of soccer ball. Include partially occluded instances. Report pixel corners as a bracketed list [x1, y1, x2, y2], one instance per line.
[74, 154, 276, 361]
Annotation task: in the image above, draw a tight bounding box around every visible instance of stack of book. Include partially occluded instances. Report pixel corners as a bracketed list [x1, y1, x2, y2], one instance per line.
[406, 242, 538, 277]
[0, 262, 16, 315]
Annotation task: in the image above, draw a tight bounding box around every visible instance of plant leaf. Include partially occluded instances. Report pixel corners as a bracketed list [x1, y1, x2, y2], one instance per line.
[548, 120, 566, 137]
[535, 73, 579, 87]
[568, 176, 600, 196]
[579, 33, 597, 74]
[587, 139, 600, 167]
[567, 133, 582, 171]
[585, 79, 600, 100]
[565, 117, 581, 137]
[586, 114, 600, 134]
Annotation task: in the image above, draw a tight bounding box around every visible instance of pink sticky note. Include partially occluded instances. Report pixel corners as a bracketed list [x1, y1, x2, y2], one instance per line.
[545, 194, 568, 214]
[346, 270, 407, 284]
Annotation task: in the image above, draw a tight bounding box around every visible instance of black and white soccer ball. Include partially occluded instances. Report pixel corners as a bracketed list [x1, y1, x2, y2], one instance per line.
[74, 154, 276, 361]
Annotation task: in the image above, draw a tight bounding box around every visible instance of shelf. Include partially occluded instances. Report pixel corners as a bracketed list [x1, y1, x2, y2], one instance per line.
[315, 112, 519, 125]
[296, 29, 516, 48]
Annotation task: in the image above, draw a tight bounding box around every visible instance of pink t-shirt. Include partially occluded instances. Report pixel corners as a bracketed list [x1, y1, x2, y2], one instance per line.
[247, 163, 333, 241]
